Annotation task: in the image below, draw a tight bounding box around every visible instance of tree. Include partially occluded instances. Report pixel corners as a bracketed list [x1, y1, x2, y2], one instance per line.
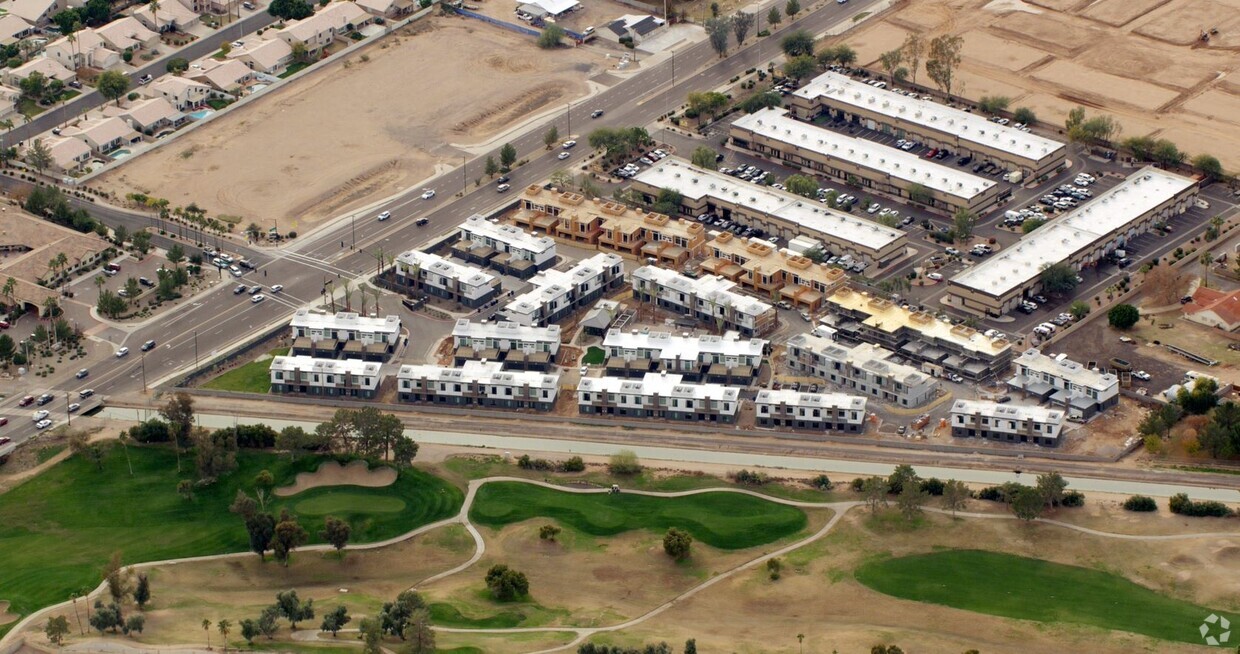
[1013, 107, 1036, 125]
[690, 146, 719, 170]
[96, 70, 130, 106]
[732, 11, 754, 44]
[1039, 261, 1078, 295]
[217, 619, 231, 654]
[275, 590, 314, 629]
[781, 29, 813, 57]
[499, 142, 517, 169]
[161, 392, 195, 470]
[543, 125, 559, 150]
[902, 34, 924, 84]
[485, 564, 530, 601]
[977, 95, 1010, 114]
[767, 6, 781, 27]
[102, 551, 129, 604]
[886, 464, 918, 495]
[878, 48, 903, 84]
[359, 617, 383, 654]
[952, 208, 976, 241]
[320, 516, 351, 554]
[925, 35, 963, 99]
[1010, 486, 1045, 521]
[1107, 303, 1139, 330]
[766, 557, 783, 580]
[1123, 135, 1156, 161]
[484, 155, 499, 178]
[785, 0, 799, 17]
[176, 479, 194, 501]
[783, 174, 819, 198]
[1123, 495, 1158, 512]
[782, 54, 817, 81]
[134, 573, 150, 609]
[1035, 472, 1068, 509]
[537, 24, 564, 49]
[862, 476, 888, 512]
[685, 90, 729, 122]
[1151, 139, 1184, 167]
[1143, 262, 1187, 306]
[0, 334, 14, 364]
[1198, 401, 1240, 458]
[1068, 300, 1091, 320]
[239, 619, 259, 644]
[258, 606, 280, 639]
[268, 0, 313, 19]
[91, 602, 123, 634]
[46, 616, 71, 645]
[663, 527, 693, 560]
[194, 426, 238, 480]
[202, 618, 212, 648]
[1071, 115, 1122, 145]
[1177, 376, 1219, 415]
[1021, 217, 1047, 233]
[539, 524, 562, 541]
[272, 509, 308, 566]
[704, 17, 731, 57]
[609, 450, 642, 475]
[941, 479, 969, 516]
[1064, 106, 1086, 134]
[320, 605, 350, 636]
[1192, 153, 1224, 180]
[379, 590, 426, 638]
[738, 90, 782, 113]
[685, 639, 698, 654]
[402, 610, 435, 654]
[905, 182, 932, 206]
[26, 137, 53, 174]
[896, 483, 927, 521]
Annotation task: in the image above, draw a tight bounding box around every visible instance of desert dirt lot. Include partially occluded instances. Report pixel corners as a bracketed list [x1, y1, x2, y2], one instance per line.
[833, 0, 1240, 171]
[98, 17, 606, 233]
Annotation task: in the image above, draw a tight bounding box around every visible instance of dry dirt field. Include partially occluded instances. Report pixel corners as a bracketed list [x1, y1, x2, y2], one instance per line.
[833, 0, 1240, 171]
[97, 16, 606, 233]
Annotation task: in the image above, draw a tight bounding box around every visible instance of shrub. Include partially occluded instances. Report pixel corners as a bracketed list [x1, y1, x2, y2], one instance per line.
[850, 477, 865, 492]
[810, 474, 832, 490]
[732, 469, 768, 485]
[1059, 490, 1085, 508]
[608, 450, 642, 475]
[516, 454, 554, 471]
[1123, 495, 1157, 512]
[1169, 493, 1232, 517]
[560, 456, 585, 472]
[919, 478, 945, 496]
[129, 418, 171, 443]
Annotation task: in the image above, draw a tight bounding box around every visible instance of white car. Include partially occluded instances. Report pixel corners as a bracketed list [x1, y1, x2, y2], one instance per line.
[927, 272, 944, 281]
[251, 294, 266, 304]
[32, 410, 49, 422]
[421, 190, 435, 200]
[1133, 370, 1151, 381]
[561, 140, 577, 149]
[270, 285, 284, 293]
[116, 347, 130, 358]
[377, 211, 391, 221]
[68, 403, 81, 413]
[557, 151, 571, 160]
[36, 419, 52, 430]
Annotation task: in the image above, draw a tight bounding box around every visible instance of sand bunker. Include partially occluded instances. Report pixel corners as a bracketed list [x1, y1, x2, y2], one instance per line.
[275, 459, 397, 497]
[0, 601, 17, 625]
[1215, 546, 1240, 566]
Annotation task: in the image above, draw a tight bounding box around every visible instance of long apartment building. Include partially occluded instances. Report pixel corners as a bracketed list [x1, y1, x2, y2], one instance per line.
[395, 250, 502, 309]
[630, 158, 907, 268]
[951, 399, 1065, 447]
[289, 309, 401, 360]
[453, 213, 557, 279]
[513, 184, 708, 268]
[269, 355, 384, 399]
[789, 72, 1067, 178]
[396, 360, 559, 410]
[603, 328, 766, 383]
[1006, 349, 1119, 419]
[729, 109, 1002, 215]
[949, 167, 1199, 316]
[501, 252, 625, 326]
[755, 389, 868, 433]
[702, 231, 847, 311]
[451, 319, 561, 371]
[631, 265, 777, 336]
[825, 286, 1012, 379]
[786, 332, 939, 407]
[577, 371, 741, 423]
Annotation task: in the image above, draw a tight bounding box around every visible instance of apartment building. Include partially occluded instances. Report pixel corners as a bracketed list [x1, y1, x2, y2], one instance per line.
[603, 328, 766, 383]
[269, 355, 383, 399]
[396, 360, 559, 410]
[451, 319, 561, 371]
[729, 109, 1002, 215]
[630, 158, 908, 269]
[515, 186, 605, 243]
[289, 309, 401, 360]
[951, 399, 1065, 447]
[754, 389, 867, 433]
[786, 333, 939, 407]
[701, 231, 847, 312]
[454, 214, 557, 279]
[395, 250, 502, 309]
[949, 167, 1198, 316]
[1006, 349, 1119, 419]
[577, 371, 741, 423]
[825, 286, 1012, 379]
[500, 252, 625, 326]
[631, 265, 777, 337]
[789, 72, 1067, 178]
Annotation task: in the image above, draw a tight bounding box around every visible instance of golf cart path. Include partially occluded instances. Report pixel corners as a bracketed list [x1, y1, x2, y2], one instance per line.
[14, 476, 1240, 654]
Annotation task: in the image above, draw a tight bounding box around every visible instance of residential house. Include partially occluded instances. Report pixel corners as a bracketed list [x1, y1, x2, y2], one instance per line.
[785, 333, 940, 408]
[355, 0, 414, 18]
[454, 213, 557, 279]
[39, 135, 92, 171]
[500, 252, 625, 326]
[44, 29, 123, 71]
[276, 1, 371, 57]
[601, 14, 663, 44]
[951, 400, 1065, 447]
[120, 97, 185, 135]
[95, 17, 159, 53]
[603, 329, 766, 383]
[6, 57, 75, 87]
[133, 0, 201, 33]
[61, 116, 140, 154]
[0, 84, 20, 120]
[227, 36, 293, 75]
[451, 319, 561, 371]
[394, 250, 502, 309]
[6, 0, 61, 26]
[269, 355, 384, 399]
[148, 76, 211, 110]
[754, 389, 867, 433]
[1006, 348, 1119, 419]
[0, 15, 35, 45]
[1183, 286, 1240, 332]
[397, 360, 559, 410]
[577, 371, 741, 423]
[630, 265, 777, 337]
[289, 309, 401, 360]
[191, 58, 255, 94]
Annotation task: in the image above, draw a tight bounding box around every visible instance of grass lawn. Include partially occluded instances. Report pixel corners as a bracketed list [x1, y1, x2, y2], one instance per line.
[202, 347, 287, 393]
[581, 346, 605, 365]
[854, 550, 1240, 644]
[36, 444, 66, 464]
[470, 481, 806, 549]
[17, 97, 46, 117]
[278, 62, 311, 79]
[429, 602, 527, 629]
[0, 445, 462, 626]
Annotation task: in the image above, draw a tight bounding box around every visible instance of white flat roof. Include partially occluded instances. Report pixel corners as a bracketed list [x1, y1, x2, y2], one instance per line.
[604, 329, 767, 360]
[291, 309, 400, 334]
[732, 109, 997, 201]
[632, 265, 773, 317]
[270, 355, 381, 377]
[398, 250, 497, 287]
[578, 372, 741, 403]
[452, 319, 561, 342]
[755, 389, 867, 411]
[1015, 349, 1118, 392]
[524, 0, 579, 13]
[634, 158, 904, 254]
[951, 167, 1196, 298]
[460, 214, 556, 254]
[397, 360, 560, 389]
[504, 252, 623, 316]
[796, 72, 1066, 163]
[788, 332, 934, 387]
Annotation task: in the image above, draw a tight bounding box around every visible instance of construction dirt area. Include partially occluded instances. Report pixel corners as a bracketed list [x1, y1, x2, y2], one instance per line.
[834, 0, 1240, 171]
[96, 16, 609, 233]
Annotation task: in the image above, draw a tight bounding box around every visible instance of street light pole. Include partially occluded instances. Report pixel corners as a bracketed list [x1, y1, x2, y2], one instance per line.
[462, 155, 467, 194]
[566, 103, 571, 136]
[351, 215, 356, 249]
[140, 351, 147, 393]
[65, 392, 71, 426]
[193, 330, 199, 372]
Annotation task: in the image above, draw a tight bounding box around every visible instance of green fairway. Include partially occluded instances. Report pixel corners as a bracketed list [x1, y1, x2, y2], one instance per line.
[295, 492, 407, 515]
[854, 550, 1240, 644]
[429, 602, 528, 629]
[0, 445, 462, 626]
[202, 347, 288, 393]
[470, 482, 807, 549]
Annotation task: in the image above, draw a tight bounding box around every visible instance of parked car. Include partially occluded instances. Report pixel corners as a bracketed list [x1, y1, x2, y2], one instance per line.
[138, 74, 153, 85]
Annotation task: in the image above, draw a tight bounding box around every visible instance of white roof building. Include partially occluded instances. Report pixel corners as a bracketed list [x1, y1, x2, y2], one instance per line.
[398, 360, 560, 395]
[951, 399, 1065, 445]
[290, 309, 401, 345]
[577, 372, 741, 416]
[452, 319, 561, 355]
[519, 0, 580, 16]
[396, 250, 499, 304]
[502, 252, 624, 326]
[603, 329, 766, 368]
[458, 213, 556, 267]
[630, 265, 775, 336]
[269, 355, 384, 395]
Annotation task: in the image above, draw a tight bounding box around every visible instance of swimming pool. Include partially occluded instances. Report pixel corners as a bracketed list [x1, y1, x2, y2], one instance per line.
[110, 149, 132, 160]
[188, 109, 215, 120]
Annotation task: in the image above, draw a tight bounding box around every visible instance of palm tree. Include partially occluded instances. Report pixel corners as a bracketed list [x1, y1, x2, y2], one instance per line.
[1200, 251, 1215, 287]
[67, 22, 82, 74]
[343, 279, 353, 312]
[41, 296, 59, 318]
[371, 287, 381, 314]
[202, 618, 211, 649]
[217, 619, 231, 654]
[245, 222, 262, 242]
[150, 0, 162, 33]
[118, 431, 134, 475]
[1, 276, 15, 310]
[358, 289, 368, 316]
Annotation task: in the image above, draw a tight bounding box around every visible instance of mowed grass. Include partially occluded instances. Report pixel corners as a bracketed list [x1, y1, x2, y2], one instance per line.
[202, 347, 288, 393]
[854, 550, 1240, 644]
[0, 444, 462, 624]
[582, 346, 605, 365]
[295, 492, 407, 516]
[429, 602, 527, 629]
[470, 482, 806, 549]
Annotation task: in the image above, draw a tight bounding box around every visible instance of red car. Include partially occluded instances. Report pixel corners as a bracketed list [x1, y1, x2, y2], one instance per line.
[0, 320, 10, 329]
[18, 395, 35, 407]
